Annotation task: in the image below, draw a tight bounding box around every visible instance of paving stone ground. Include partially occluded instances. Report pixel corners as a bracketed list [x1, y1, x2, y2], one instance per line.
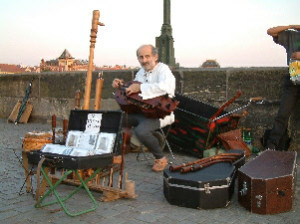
[0, 118, 299, 224]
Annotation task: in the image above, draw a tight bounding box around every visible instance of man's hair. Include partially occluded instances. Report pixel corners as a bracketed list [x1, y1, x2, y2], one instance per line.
[136, 44, 158, 57]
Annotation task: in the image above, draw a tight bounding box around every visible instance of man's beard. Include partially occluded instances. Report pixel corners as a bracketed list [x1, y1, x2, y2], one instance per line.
[142, 63, 149, 70]
[142, 62, 153, 71]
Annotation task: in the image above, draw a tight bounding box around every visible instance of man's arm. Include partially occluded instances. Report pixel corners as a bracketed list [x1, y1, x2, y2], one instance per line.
[267, 25, 300, 37]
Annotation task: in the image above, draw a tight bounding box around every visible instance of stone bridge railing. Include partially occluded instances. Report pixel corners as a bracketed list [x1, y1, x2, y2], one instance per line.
[0, 67, 298, 151]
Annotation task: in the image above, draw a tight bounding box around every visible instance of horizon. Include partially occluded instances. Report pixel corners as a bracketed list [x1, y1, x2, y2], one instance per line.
[0, 0, 298, 68]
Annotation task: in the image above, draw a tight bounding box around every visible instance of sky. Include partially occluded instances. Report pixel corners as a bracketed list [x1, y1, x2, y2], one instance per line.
[0, 0, 299, 68]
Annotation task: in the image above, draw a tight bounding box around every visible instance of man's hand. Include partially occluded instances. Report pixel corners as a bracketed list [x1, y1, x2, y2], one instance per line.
[291, 52, 300, 60]
[126, 83, 141, 95]
[112, 78, 124, 88]
[290, 25, 300, 31]
[267, 25, 300, 37]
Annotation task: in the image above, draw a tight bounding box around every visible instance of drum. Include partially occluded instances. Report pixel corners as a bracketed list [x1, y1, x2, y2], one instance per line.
[289, 59, 300, 85]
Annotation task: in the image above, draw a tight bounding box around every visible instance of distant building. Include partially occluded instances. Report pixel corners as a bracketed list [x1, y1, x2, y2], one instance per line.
[201, 59, 220, 68]
[0, 64, 39, 74]
[40, 49, 90, 72]
[40, 49, 132, 72]
[1, 49, 135, 74]
[58, 49, 75, 70]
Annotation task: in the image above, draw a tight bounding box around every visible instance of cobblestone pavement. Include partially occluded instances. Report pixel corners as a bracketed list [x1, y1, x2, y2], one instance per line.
[0, 119, 299, 224]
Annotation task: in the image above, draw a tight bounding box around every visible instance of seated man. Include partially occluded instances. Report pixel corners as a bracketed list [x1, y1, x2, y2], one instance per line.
[112, 44, 176, 172]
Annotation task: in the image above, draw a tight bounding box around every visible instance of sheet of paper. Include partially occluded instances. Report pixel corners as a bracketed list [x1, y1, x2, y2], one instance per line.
[42, 144, 71, 154]
[94, 132, 116, 154]
[85, 113, 102, 133]
[76, 132, 98, 150]
[65, 131, 82, 147]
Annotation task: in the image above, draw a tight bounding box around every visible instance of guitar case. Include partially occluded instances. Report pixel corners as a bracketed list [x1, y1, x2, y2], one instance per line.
[163, 150, 245, 209]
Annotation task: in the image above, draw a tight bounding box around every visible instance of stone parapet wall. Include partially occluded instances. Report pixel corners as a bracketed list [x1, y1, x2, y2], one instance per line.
[0, 67, 298, 151]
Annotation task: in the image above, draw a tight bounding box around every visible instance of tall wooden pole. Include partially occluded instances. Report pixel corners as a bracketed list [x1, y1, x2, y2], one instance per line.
[94, 71, 104, 110]
[82, 10, 104, 110]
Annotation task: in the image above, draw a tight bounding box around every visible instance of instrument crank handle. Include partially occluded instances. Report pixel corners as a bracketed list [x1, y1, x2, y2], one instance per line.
[249, 96, 264, 104]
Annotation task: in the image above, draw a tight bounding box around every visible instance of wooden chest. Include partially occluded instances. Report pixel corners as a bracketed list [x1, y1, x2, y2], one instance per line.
[238, 150, 297, 214]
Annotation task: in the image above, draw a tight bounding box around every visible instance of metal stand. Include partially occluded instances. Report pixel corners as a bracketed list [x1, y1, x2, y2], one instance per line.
[136, 145, 153, 164]
[136, 127, 176, 163]
[36, 166, 101, 217]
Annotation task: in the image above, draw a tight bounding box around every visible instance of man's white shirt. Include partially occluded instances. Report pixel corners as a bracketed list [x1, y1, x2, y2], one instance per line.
[134, 62, 176, 127]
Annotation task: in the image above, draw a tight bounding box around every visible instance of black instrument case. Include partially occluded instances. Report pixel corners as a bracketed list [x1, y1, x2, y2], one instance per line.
[27, 110, 123, 169]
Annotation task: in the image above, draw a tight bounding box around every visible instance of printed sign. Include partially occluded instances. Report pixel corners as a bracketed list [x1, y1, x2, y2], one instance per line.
[85, 113, 102, 133]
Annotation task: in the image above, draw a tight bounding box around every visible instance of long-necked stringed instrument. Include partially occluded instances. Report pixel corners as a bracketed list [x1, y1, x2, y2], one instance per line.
[82, 10, 104, 110]
[115, 81, 179, 119]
